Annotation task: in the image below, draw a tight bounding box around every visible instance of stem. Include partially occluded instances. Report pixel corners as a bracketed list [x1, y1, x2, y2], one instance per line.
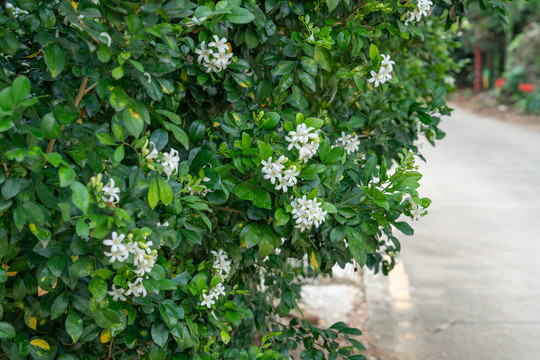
[218, 206, 244, 214]
[108, 340, 152, 358]
[46, 77, 89, 154]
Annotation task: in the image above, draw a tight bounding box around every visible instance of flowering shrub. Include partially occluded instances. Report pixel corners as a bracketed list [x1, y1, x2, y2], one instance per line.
[0, 0, 470, 359]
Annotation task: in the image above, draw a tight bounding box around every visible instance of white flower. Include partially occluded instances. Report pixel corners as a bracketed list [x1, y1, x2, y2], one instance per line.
[208, 35, 230, 54]
[261, 157, 283, 185]
[337, 132, 361, 155]
[100, 32, 112, 47]
[204, 58, 223, 73]
[285, 123, 317, 150]
[212, 283, 226, 298]
[195, 41, 213, 64]
[201, 293, 215, 308]
[283, 167, 300, 186]
[107, 284, 127, 301]
[410, 203, 425, 221]
[90, 0, 99, 4]
[124, 281, 139, 296]
[104, 248, 128, 263]
[274, 176, 290, 193]
[101, 178, 121, 203]
[380, 54, 395, 70]
[103, 231, 126, 253]
[213, 51, 233, 68]
[211, 249, 228, 263]
[185, 15, 207, 27]
[157, 220, 169, 227]
[367, 67, 390, 88]
[160, 148, 179, 179]
[405, 0, 432, 24]
[146, 142, 159, 160]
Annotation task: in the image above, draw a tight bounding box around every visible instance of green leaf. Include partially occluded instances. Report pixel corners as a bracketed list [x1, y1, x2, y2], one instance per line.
[71, 257, 94, 278]
[109, 87, 129, 112]
[252, 188, 271, 209]
[278, 73, 293, 93]
[323, 146, 344, 164]
[51, 292, 69, 320]
[11, 76, 31, 104]
[0, 321, 16, 339]
[347, 228, 367, 266]
[59, 165, 76, 187]
[297, 71, 316, 92]
[44, 43, 66, 78]
[369, 44, 379, 61]
[274, 60, 296, 76]
[260, 112, 280, 129]
[224, 7, 255, 24]
[314, 46, 333, 71]
[151, 322, 169, 348]
[66, 309, 83, 343]
[148, 178, 159, 209]
[363, 155, 378, 182]
[234, 183, 253, 200]
[1, 177, 21, 199]
[53, 105, 80, 125]
[88, 276, 107, 300]
[157, 177, 173, 206]
[70, 182, 89, 214]
[163, 122, 189, 150]
[40, 112, 62, 139]
[327, 0, 340, 12]
[123, 107, 144, 137]
[394, 221, 414, 236]
[114, 145, 125, 162]
[274, 208, 290, 226]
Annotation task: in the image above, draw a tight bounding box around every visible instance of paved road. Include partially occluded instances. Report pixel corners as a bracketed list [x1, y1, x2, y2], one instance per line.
[365, 107, 540, 360]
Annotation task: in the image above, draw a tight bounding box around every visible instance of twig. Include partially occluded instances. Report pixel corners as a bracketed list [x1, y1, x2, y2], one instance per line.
[109, 340, 152, 358]
[84, 81, 98, 95]
[118, 7, 142, 31]
[218, 206, 244, 214]
[46, 76, 88, 154]
[1, 162, 8, 179]
[107, 338, 113, 359]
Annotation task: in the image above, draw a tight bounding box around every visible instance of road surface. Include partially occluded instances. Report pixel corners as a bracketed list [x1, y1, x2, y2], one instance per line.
[365, 107, 540, 360]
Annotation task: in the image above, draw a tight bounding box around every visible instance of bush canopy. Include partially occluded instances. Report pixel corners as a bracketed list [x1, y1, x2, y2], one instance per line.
[0, 0, 487, 359]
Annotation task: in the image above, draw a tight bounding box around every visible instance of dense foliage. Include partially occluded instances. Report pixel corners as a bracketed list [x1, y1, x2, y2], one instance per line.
[0, 0, 467, 359]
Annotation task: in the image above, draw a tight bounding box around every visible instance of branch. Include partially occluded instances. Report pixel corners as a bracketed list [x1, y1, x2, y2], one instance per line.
[218, 206, 244, 214]
[46, 76, 88, 154]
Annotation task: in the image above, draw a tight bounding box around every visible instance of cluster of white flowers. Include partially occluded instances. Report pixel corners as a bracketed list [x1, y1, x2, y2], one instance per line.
[91, 174, 121, 204]
[285, 123, 321, 163]
[195, 35, 233, 73]
[405, 0, 433, 25]
[291, 195, 328, 232]
[367, 54, 395, 88]
[105, 231, 158, 301]
[335, 132, 361, 155]
[200, 250, 231, 308]
[409, 200, 426, 221]
[261, 156, 300, 193]
[144, 141, 180, 180]
[187, 177, 214, 197]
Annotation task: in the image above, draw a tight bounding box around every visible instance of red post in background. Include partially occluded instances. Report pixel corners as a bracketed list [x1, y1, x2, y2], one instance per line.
[474, 44, 482, 92]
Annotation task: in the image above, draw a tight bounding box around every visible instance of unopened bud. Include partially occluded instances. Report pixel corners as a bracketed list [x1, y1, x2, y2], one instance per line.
[128, 234, 134, 239]
[90, 177, 96, 187]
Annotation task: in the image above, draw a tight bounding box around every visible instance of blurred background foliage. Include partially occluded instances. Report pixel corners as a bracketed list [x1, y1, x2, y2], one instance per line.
[453, 0, 540, 114]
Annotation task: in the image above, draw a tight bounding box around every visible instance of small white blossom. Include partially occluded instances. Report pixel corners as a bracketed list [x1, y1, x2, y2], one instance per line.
[157, 220, 169, 227]
[185, 15, 207, 27]
[367, 67, 390, 88]
[380, 54, 395, 70]
[405, 0, 433, 25]
[213, 51, 233, 68]
[107, 284, 127, 301]
[101, 178, 121, 203]
[208, 35, 230, 54]
[160, 148, 180, 179]
[201, 293, 215, 308]
[212, 283, 226, 298]
[336, 132, 361, 155]
[195, 41, 213, 64]
[104, 248, 128, 263]
[103, 231, 126, 253]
